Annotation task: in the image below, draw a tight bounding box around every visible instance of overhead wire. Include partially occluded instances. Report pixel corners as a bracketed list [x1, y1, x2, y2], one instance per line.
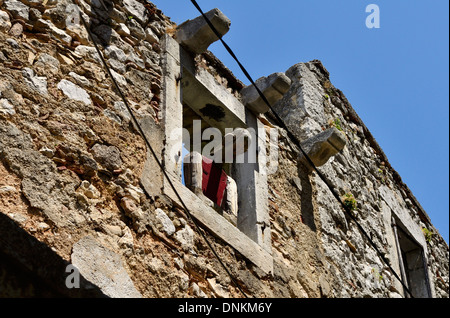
[189, 0, 415, 298]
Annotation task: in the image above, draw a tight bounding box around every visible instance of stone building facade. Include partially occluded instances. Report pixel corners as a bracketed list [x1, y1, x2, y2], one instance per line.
[0, 0, 448, 298]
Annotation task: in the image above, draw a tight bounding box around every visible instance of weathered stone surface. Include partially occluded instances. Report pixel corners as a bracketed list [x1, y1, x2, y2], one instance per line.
[110, 69, 127, 87]
[138, 115, 164, 197]
[145, 27, 159, 44]
[0, 98, 15, 115]
[174, 224, 195, 252]
[0, 10, 11, 32]
[65, 7, 90, 45]
[91, 143, 122, 171]
[34, 19, 72, 46]
[28, 7, 41, 21]
[71, 236, 142, 298]
[77, 180, 101, 199]
[22, 68, 48, 95]
[5, 38, 18, 48]
[8, 22, 22, 37]
[116, 23, 130, 36]
[92, 24, 122, 46]
[74, 45, 101, 63]
[155, 208, 175, 236]
[0, 122, 85, 227]
[273, 63, 328, 142]
[69, 72, 91, 88]
[0, 186, 16, 194]
[122, 0, 148, 24]
[104, 109, 122, 125]
[34, 53, 60, 75]
[113, 101, 131, 123]
[241, 73, 291, 114]
[105, 45, 127, 62]
[42, 0, 69, 29]
[176, 8, 231, 54]
[108, 58, 126, 74]
[8, 212, 28, 225]
[127, 18, 145, 40]
[57, 79, 92, 105]
[110, 7, 127, 23]
[299, 127, 347, 168]
[4, 0, 29, 20]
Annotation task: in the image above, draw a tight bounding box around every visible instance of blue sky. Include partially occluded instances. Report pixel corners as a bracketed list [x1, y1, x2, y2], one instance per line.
[151, 0, 449, 243]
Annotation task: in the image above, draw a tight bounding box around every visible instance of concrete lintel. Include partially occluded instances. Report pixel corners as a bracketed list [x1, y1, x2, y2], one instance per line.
[180, 46, 246, 131]
[176, 8, 231, 54]
[241, 73, 292, 114]
[299, 127, 347, 168]
[379, 185, 428, 251]
[163, 176, 274, 275]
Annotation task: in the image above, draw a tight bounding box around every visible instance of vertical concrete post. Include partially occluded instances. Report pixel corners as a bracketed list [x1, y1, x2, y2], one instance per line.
[161, 35, 183, 182]
[234, 110, 271, 253]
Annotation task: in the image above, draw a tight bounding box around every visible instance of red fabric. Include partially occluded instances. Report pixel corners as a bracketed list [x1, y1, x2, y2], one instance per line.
[202, 157, 228, 207]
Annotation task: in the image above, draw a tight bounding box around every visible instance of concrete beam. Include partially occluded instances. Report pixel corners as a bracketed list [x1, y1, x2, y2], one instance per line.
[180, 44, 247, 132]
[241, 73, 291, 114]
[299, 127, 347, 168]
[163, 175, 274, 275]
[176, 8, 231, 54]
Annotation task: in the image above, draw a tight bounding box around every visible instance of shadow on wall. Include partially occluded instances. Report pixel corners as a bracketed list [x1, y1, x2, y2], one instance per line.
[89, 0, 114, 47]
[298, 165, 317, 233]
[0, 212, 107, 298]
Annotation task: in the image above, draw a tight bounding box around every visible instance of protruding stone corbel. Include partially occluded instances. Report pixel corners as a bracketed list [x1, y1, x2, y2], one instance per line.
[240, 72, 292, 114]
[299, 127, 347, 168]
[176, 8, 231, 54]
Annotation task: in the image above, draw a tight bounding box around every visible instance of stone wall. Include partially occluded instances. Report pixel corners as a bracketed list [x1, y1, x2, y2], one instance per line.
[0, 0, 448, 298]
[268, 61, 449, 298]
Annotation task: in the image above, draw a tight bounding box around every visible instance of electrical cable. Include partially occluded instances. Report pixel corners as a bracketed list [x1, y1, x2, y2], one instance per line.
[71, 0, 249, 298]
[189, 0, 415, 298]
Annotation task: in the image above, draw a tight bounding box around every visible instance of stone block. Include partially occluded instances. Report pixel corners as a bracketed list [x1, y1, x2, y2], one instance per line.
[57, 79, 91, 105]
[22, 67, 48, 95]
[241, 72, 291, 114]
[176, 8, 231, 54]
[0, 98, 15, 115]
[155, 208, 176, 236]
[122, 0, 148, 24]
[91, 143, 122, 171]
[34, 19, 72, 46]
[299, 127, 347, 168]
[4, 0, 29, 20]
[0, 10, 11, 32]
[71, 236, 142, 298]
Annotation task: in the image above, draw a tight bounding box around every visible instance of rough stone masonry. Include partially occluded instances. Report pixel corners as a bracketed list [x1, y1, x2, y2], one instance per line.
[0, 0, 448, 298]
